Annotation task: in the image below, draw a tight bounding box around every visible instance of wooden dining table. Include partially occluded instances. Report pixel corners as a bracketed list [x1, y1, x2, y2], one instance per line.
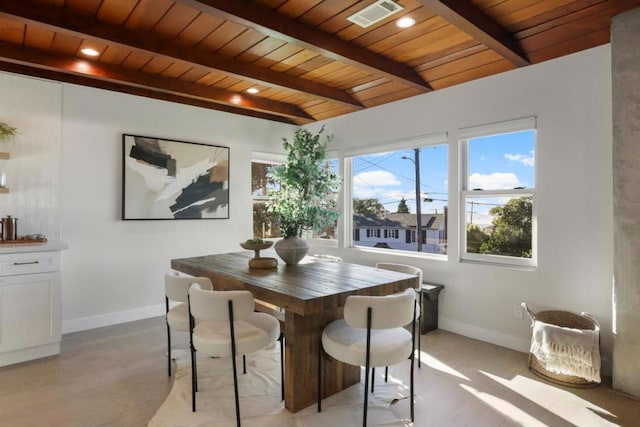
[171, 251, 418, 412]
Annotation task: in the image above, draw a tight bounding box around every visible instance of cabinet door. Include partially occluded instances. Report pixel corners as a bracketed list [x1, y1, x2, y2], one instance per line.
[0, 272, 61, 352]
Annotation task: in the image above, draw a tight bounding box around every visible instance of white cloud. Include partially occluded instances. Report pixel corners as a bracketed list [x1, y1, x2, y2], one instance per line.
[354, 170, 400, 187]
[505, 151, 534, 167]
[353, 170, 401, 199]
[468, 172, 522, 190]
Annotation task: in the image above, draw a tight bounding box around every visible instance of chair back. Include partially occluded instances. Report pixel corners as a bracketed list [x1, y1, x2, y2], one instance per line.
[165, 273, 212, 302]
[189, 283, 255, 323]
[375, 262, 423, 291]
[344, 288, 415, 329]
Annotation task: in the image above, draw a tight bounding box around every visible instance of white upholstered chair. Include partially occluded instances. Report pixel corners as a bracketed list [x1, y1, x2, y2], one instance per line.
[374, 262, 424, 368]
[188, 283, 282, 424]
[318, 288, 416, 427]
[164, 273, 213, 377]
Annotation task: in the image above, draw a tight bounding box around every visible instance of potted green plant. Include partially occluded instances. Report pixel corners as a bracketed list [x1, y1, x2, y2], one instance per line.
[267, 127, 340, 265]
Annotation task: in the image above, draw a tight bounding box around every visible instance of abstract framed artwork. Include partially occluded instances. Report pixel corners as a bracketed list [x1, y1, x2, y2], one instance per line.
[122, 134, 229, 220]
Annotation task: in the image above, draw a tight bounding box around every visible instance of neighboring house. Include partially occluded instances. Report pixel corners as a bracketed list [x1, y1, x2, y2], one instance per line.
[353, 210, 448, 254]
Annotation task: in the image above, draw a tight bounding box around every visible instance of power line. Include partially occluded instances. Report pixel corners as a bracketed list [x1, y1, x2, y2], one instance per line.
[355, 156, 440, 194]
[353, 151, 397, 173]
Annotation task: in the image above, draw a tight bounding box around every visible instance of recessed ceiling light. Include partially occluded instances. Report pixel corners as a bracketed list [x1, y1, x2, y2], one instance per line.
[246, 87, 259, 94]
[80, 48, 100, 57]
[230, 95, 242, 105]
[396, 17, 415, 28]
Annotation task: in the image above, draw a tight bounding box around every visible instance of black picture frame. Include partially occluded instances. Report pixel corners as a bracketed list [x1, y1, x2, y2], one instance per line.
[122, 134, 229, 220]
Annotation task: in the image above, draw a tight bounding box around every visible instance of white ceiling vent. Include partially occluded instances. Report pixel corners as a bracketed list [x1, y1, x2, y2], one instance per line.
[347, 0, 404, 28]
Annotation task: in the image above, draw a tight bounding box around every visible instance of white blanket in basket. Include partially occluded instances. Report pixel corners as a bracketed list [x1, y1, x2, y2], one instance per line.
[530, 320, 601, 383]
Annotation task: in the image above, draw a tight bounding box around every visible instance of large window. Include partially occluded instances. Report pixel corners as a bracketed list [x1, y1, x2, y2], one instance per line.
[348, 136, 448, 255]
[460, 118, 536, 266]
[251, 158, 282, 239]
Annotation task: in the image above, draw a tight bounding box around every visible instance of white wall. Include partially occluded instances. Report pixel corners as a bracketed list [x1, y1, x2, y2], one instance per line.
[313, 45, 615, 369]
[59, 85, 292, 331]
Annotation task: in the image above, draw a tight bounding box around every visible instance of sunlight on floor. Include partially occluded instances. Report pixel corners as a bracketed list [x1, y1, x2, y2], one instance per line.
[419, 351, 470, 381]
[460, 383, 548, 426]
[477, 371, 619, 426]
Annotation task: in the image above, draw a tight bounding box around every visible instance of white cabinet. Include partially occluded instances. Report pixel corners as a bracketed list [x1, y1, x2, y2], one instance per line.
[0, 244, 65, 367]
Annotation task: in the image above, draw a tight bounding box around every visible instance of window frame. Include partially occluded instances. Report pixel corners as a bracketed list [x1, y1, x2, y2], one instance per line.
[342, 132, 449, 259]
[458, 117, 537, 268]
[251, 152, 285, 239]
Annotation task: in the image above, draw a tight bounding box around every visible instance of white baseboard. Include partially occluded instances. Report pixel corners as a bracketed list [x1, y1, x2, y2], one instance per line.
[439, 317, 531, 353]
[0, 343, 60, 367]
[62, 304, 165, 334]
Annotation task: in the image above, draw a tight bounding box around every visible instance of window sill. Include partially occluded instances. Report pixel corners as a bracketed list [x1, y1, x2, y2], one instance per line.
[348, 245, 447, 262]
[459, 257, 536, 271]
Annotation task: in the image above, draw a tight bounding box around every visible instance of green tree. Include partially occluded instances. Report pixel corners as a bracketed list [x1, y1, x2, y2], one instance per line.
[466, 224, 489, 254]
[480, 197, 532, 258]
[353, 198, 384, 215]
[396, 198, 410, 213]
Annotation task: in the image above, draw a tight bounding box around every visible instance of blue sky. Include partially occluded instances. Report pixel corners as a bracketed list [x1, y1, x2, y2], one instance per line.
[352, 130, 535, 222]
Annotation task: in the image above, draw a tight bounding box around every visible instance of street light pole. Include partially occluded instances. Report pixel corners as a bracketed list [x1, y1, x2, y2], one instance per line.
[413, 148, 422, 252]
[402, 149, 422, 252]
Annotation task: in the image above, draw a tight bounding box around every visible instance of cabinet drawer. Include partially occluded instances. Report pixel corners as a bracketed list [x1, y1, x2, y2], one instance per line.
[0, 252, 60, 276]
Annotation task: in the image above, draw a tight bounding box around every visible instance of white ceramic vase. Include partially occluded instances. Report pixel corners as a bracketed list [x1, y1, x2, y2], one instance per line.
[274, 236, 309, 266]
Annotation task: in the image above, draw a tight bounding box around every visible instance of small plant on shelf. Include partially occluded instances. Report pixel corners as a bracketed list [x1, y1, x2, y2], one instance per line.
[0, 121, 16, 190]
[0, 121, 18, 144]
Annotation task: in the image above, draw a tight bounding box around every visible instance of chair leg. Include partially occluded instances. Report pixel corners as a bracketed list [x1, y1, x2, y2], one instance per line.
[190, 345, 197, 412]
[194, 351, 199, 392]
[410, 306, 416, 422]
[363, 364, 370, 427]
[418, 295, 422, 368]
[410, 340, 415, 422]
[188, 294, 198, 410]
[166, 297, 171, 377]
[317, 338, 322, 413]
[167, 324, 172, 377]
[280, 333, 284, 401]
[385, 366, 388, 382]
[229, 301, 241, 427]
[243, 355, 247, 374]
[371, 367, 375, 393]
[418, 327, 422, 368]
[363, 307, 372, 427]
[231, 354, 241, 427]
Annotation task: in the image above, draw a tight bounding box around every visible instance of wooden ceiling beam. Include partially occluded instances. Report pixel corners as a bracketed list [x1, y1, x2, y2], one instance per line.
[0, 61, 297, 124]
[0, 42, 314, 122]
[0, 0, 361, 109]
[418, 0, 529, 67]
[173, 0, 432, 92]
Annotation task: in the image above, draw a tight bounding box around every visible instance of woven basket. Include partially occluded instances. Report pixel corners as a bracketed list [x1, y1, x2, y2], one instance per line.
[522, 303, 601, 388]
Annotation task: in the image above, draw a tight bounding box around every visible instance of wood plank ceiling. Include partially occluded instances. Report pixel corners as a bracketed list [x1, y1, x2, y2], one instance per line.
[0, 0, 637, 125]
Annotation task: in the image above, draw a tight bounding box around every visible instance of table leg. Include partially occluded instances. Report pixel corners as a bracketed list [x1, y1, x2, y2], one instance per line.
[284, 309, 360, 412]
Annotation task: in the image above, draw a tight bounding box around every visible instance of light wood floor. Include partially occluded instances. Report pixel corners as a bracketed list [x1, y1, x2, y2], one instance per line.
[0, 317, 639, 426]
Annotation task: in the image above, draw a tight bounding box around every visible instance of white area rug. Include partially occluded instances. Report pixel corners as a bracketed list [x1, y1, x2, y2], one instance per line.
[149, 347, 413, 427]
